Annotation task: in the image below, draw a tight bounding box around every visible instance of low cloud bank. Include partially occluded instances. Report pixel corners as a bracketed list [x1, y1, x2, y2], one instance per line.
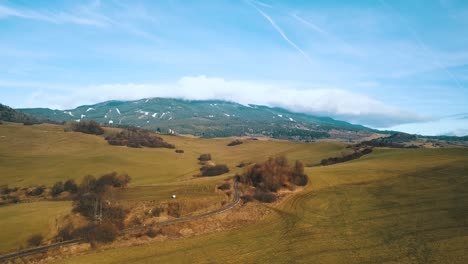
[25, 75, 428, 128]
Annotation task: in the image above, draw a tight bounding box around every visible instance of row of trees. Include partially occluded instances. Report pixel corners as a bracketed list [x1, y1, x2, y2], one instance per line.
[106, 128, 175, 148]
[320, 148, 373, 166]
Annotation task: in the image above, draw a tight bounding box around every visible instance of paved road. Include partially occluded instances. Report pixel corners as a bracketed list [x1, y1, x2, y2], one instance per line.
[0, 179, 240, 262]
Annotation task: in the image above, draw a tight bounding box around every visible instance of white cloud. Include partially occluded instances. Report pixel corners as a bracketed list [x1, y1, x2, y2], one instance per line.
[386, 114, 468, 136]
[21, 75, 427, 128]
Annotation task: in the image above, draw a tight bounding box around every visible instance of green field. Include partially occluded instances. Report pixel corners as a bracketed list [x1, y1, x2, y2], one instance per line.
[1, 123, 467, 263]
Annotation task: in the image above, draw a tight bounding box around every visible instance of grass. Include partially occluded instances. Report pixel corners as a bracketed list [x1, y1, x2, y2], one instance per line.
[0, 123, 351, 187]
[1, 123, 467, 263]
[0, 201, 71, 254]
[0, 123, 350, 257]
[54, 148, 468, 264]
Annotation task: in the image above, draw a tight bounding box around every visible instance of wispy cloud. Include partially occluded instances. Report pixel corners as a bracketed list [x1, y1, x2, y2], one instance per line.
[251, 0, 273, 9]
[0, 4, 109, 27]
[246, 0, 313, 65]
[291, 13, 362, 57]
[0, 2, 159, 41]
[378, 0, 465, 89]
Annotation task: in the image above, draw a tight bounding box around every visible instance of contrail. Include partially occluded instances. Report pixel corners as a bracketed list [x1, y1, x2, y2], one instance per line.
[251, 0, 273, 8]
[291, 13, 326, 35]
[292, 13, 360, 56]
[378, 0, 464, 89]
[246, 0, 313, 65]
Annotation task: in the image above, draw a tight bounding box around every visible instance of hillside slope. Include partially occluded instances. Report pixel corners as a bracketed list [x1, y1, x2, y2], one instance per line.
[54, 147, 468, 264]
[0, 103, 43, 124]
[18, 98, 373, 141]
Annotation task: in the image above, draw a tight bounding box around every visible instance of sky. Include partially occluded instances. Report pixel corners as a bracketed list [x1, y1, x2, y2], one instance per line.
[0, 0, 467, 136]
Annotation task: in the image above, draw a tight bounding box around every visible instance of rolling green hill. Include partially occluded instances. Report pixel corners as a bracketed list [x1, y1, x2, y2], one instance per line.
[17, 98, 374, 141]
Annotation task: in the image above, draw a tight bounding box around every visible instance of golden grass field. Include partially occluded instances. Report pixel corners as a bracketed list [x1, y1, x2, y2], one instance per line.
[0, 123, 351, 187]
[1, 123, 467, 263]
[54, 148, 468, 264]
[0, 201, 71, 254]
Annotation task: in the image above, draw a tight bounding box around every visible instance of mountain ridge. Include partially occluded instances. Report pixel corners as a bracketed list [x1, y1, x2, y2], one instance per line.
[17, 97, 376, 141]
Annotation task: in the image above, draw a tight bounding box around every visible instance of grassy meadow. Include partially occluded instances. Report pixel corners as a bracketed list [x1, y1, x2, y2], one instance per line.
[0, 123, 351, 255]
[54, 148, 468, 264]
[0, 123, 350, 187]
[0, 201, 71, 254]
[0, 123, 467, 263]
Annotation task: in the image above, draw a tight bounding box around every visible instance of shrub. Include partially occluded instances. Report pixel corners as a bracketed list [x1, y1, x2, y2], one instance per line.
[64, 179, 78, 194]
[292, 173, 308, 186]
[103, 206, 128, 230]
[198, 153, 212, 162]
[6, 194, 20, 204]
[200, 164, 229, 176]
[0, 185, 14, 195]
[241, 194, 254, 203]
[105, 128, 175, 148]
[56, 224, 75, 241]
[26, 186, 45, 196]
[175, 149, 184, 153]
[88, 222, 119, 243]
[291, 161, 308, 186]
[151, 206, 164, 217]
[253, 189, 277, 203]
[69, 121, 104, 135]
[242, 156, 308, 194]
[227, 139, 243, 146]
[51, 181, 65, 197]
[27, 234, 44, 247]
[217, 182, 231, 190]
[167, 202, 181, 218]
[236, 161, 251, 168]
[146, 228, 162, 238]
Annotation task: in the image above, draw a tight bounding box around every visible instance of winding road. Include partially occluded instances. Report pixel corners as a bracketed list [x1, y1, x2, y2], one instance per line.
[0, 179, 240, 262]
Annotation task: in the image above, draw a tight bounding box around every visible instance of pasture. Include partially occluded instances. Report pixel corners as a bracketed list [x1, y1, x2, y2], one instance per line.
[55, 148, 468, 264]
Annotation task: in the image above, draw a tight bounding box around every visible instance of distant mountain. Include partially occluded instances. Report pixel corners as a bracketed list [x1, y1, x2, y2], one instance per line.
[17, 98, 376, 141]
[0, 103, 43, 124]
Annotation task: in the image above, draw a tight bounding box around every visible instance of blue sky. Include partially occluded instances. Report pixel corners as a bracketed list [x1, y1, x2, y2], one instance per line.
[0, 0, 467, 135]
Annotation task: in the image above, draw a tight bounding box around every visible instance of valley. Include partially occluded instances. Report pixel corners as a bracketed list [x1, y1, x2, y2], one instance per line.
[0, 122, 467, 263]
